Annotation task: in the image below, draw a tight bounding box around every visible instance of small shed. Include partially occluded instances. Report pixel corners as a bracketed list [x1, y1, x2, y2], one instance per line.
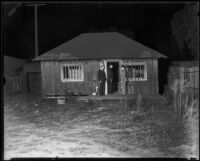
[22, 62, 41, 94]
[33, 32, 167, 97]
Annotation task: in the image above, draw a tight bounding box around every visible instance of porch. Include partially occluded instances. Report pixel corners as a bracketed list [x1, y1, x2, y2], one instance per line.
[77, 93, 166, 103]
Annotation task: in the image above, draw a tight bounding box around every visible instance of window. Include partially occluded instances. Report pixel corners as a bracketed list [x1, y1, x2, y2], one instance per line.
[125, 62, 147, 81]
[61, 64, 84, 82]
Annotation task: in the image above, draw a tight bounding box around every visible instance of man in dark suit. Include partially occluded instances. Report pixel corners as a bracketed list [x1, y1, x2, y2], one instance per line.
[97, 63, 106, 96]
[107, 64, 114, 94]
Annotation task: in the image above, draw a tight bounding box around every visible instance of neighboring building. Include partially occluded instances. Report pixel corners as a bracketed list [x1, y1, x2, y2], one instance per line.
[4, 55, 41, 96]
[4, 55, 26, 96]
[4, 55, 26, 74]
[33, 32, 167, 97]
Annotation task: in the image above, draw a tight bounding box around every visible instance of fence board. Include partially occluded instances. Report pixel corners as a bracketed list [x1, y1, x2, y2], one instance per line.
[181, 67, 199, 89]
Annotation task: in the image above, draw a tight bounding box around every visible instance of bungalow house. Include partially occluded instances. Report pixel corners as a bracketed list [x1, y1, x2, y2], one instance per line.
[33, 32, 167, 97]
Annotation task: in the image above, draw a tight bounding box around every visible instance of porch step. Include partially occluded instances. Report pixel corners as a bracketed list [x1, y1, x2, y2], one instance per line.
[77, 94, 167, 103]
[77, 95, 127, 102]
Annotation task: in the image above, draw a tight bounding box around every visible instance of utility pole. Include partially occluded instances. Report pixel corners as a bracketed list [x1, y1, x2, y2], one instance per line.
[27, 3, 45, 58]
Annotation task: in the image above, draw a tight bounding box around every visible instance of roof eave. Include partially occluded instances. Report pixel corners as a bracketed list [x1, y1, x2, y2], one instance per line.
[32, 57, 167, 61]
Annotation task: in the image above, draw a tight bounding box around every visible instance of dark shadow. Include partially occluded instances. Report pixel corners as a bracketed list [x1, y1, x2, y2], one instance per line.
[158, 58, 171, 95]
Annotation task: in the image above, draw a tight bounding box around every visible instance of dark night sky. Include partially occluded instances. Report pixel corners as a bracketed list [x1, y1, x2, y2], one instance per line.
[3, 2, 186, 60]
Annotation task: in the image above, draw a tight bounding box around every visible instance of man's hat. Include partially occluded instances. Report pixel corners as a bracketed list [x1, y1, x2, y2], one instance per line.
[121, 65, 125, 70]
[109, 64, 113, 68]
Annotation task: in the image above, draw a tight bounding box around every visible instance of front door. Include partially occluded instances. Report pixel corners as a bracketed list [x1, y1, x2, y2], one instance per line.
[106, 61, 120, 94]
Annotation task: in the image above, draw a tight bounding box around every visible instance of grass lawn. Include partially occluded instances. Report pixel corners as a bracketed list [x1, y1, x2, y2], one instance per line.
[3, 94, 199, 159]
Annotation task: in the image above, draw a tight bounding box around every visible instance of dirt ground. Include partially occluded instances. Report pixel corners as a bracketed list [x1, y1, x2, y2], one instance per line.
[4, 94, 199, 159]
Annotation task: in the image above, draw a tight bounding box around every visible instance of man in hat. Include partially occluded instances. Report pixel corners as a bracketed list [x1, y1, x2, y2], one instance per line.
[107, 64, 114, 94]
[97, 63, 106, 96]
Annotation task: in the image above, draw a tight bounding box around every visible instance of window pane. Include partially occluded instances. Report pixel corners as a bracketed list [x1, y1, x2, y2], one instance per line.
[78, 66, 80, 78]
[77, 66, 79, 78]
[135, 66, 138, 79]
[80, 66, 82, 78]
[74, 66, 76, 78]
[138, 65, 140, 79]
[75, 66, 77, 79]
[74, 66, 76, 79]
[70, 66, 72, 78]
[65, 66, 67, 78]
[141, 65, 144, 71]
[68, 66, 70, 78]
[71, 66, 73, 79]
[79, 66, 81, 79]
[66, 66, 68, 79]
[63, 66, 65, 79]
[72, 66, 75, 79]
[75, 66, 76, 79]
[73, 66, 75, 79]
[141, 65, 144, 79]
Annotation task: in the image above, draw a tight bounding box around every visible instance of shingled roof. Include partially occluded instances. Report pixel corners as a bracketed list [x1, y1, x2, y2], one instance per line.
[33, 32, 167, 61]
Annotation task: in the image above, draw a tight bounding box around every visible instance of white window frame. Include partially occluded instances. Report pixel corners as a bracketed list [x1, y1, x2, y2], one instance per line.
[60, 64, 84, 82]
[123, 62, 147, 81]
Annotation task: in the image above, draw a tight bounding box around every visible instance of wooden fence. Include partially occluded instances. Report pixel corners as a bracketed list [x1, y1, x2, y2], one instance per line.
[181, 67, 199, 97]
[4, 75, 23, 97]
[168, 65, 199, 90]
[167, 64, 199, 118]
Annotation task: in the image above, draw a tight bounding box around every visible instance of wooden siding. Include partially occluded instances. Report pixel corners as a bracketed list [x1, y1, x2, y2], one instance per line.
[41, 61, 60, 96]
[40, 58, 159, 96]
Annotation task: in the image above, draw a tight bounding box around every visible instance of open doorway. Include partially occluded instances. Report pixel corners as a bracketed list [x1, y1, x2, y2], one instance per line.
[107, 61, 119, 94]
